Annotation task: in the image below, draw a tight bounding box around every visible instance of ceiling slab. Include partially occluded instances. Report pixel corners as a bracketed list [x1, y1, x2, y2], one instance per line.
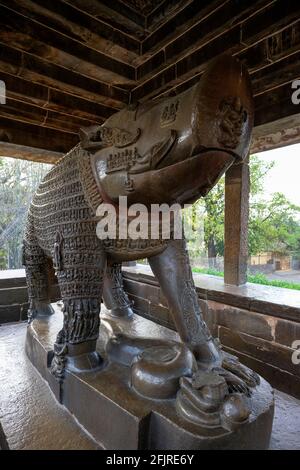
[0, 0, 299, 162]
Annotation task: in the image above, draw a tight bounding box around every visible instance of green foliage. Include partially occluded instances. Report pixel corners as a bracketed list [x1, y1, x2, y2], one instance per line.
[192, 266, 223, 277]
[246, 272, 300, 290]
[202, 179, 225, 257]
[0, 157, 52, 269]
[188, 154, 300, 258]
[182, 201, 206, 259]
[249, 192, 300, 255]
[192, 267, 300, 291]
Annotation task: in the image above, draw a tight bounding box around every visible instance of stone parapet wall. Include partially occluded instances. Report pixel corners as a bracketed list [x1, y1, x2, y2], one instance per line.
[1, 266, 299, 400]
[122, 265, 300, 400]
[0, 269, 59, 324]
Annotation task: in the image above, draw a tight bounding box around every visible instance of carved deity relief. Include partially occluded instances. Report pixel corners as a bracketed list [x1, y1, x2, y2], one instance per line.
[160, 99, 179, 127]
[217, 96, 248, 149]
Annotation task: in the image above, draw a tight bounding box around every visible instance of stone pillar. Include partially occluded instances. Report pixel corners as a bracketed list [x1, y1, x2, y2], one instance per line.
[224, 158, 250, 285]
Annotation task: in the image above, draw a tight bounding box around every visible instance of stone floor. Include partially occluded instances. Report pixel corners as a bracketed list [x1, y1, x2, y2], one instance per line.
[0, 321, 99, 450]
[0, 321, 299, 450]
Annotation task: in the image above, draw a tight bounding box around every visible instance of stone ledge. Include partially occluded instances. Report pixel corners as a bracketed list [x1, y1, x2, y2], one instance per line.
[123, 265, 300, 323]
[0, 269, 27, 289]
[1, 266, 300, 325]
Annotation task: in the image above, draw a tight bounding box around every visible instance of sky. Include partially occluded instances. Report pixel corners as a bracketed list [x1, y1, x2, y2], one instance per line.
[253, 143, 300, 207]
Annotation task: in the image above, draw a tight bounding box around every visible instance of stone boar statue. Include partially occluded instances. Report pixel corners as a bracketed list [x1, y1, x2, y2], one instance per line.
[23, 54, 254, 382]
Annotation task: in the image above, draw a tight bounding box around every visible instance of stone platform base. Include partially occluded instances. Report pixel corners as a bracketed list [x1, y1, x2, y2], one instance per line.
[26, 304, 274, 450]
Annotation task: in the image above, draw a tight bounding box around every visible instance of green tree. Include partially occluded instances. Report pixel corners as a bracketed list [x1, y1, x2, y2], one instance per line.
[186, 154, 300, 260]
[0, 157, 52, 269]
[249, 192, 300, 255]
[202, 178, 225, 260]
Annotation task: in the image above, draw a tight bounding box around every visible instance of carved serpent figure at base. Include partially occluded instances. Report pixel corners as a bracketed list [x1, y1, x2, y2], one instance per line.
[23, 54, 258, 406]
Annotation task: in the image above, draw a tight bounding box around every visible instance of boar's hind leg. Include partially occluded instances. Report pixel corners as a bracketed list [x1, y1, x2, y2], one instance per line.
[51, 249, 106, 379]
[148, 238, 222, 367]
[102, 261, 133, 318]
[23, 238, 55, 322]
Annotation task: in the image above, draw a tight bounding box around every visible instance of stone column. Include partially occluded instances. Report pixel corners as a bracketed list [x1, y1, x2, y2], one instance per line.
[224, 158, 250, 285]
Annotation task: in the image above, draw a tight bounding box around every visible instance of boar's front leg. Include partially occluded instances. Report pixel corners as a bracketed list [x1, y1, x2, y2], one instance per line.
[148, 237, 222, 367]
[102, 261, 133, 318]
[51, 245, 106, 380]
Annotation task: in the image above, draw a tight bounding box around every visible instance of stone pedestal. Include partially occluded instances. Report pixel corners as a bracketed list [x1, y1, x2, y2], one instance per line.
[26, 304, 274, 450]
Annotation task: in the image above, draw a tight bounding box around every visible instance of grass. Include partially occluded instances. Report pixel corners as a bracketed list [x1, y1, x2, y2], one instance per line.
[192, 267, 300, 291]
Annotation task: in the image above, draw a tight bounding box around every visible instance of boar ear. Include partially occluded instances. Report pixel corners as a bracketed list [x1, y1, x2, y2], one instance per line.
[79, 126, 89, 142]
[79, 125, 103, 150]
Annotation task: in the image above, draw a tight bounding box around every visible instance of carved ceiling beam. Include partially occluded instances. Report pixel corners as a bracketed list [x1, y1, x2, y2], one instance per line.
[133, 14, 300, 102]
[99, 0, 146, 27]
[0, 142, 62, 164]
[0, 44, 128, 108]
[0, 71, 116, 123]
[136, 0, 273, 74]
[62, 0, 145, 40]
[148, 35, 299, 103]
[251, 51, 300, 97]
[140, 0, 232, 55]
[251, 114, 300, 153]
[0, 97, 103, 134]
[132, 2, 300, 101]
[254, 81, 300, 127]
[0, 2, 136, 81]
[8, 0, 139, 64]
[145, 0, 189, 30]
[0, 117, 78, 153]
[31, 0, 141, 53]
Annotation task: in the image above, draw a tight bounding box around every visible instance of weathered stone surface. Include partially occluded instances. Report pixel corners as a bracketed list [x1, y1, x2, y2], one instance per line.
[198, 299, 218, 337]
[275, 318, 300, 348]
[130, 294, 151, 317]
[269, 390, 300, 450]
[1, 306, 300, 449]
[219, 327, 299, 376]
[249, 298, 300, 323]
[223, 346, 300, 401]
[122, 266, 300, 399]
[0, 269, 27, 288]
[0, 321, 99, 450]
[123, 266, 300, 323]
[123, 278, 160, 305]
[0, 304, 21, 324]
[148, 302, 172, 328]
[0, 286, 28, 306]
[210, 301, 274, 341]
[26, 307, 274, 450]
[2, 265, 300, 402]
